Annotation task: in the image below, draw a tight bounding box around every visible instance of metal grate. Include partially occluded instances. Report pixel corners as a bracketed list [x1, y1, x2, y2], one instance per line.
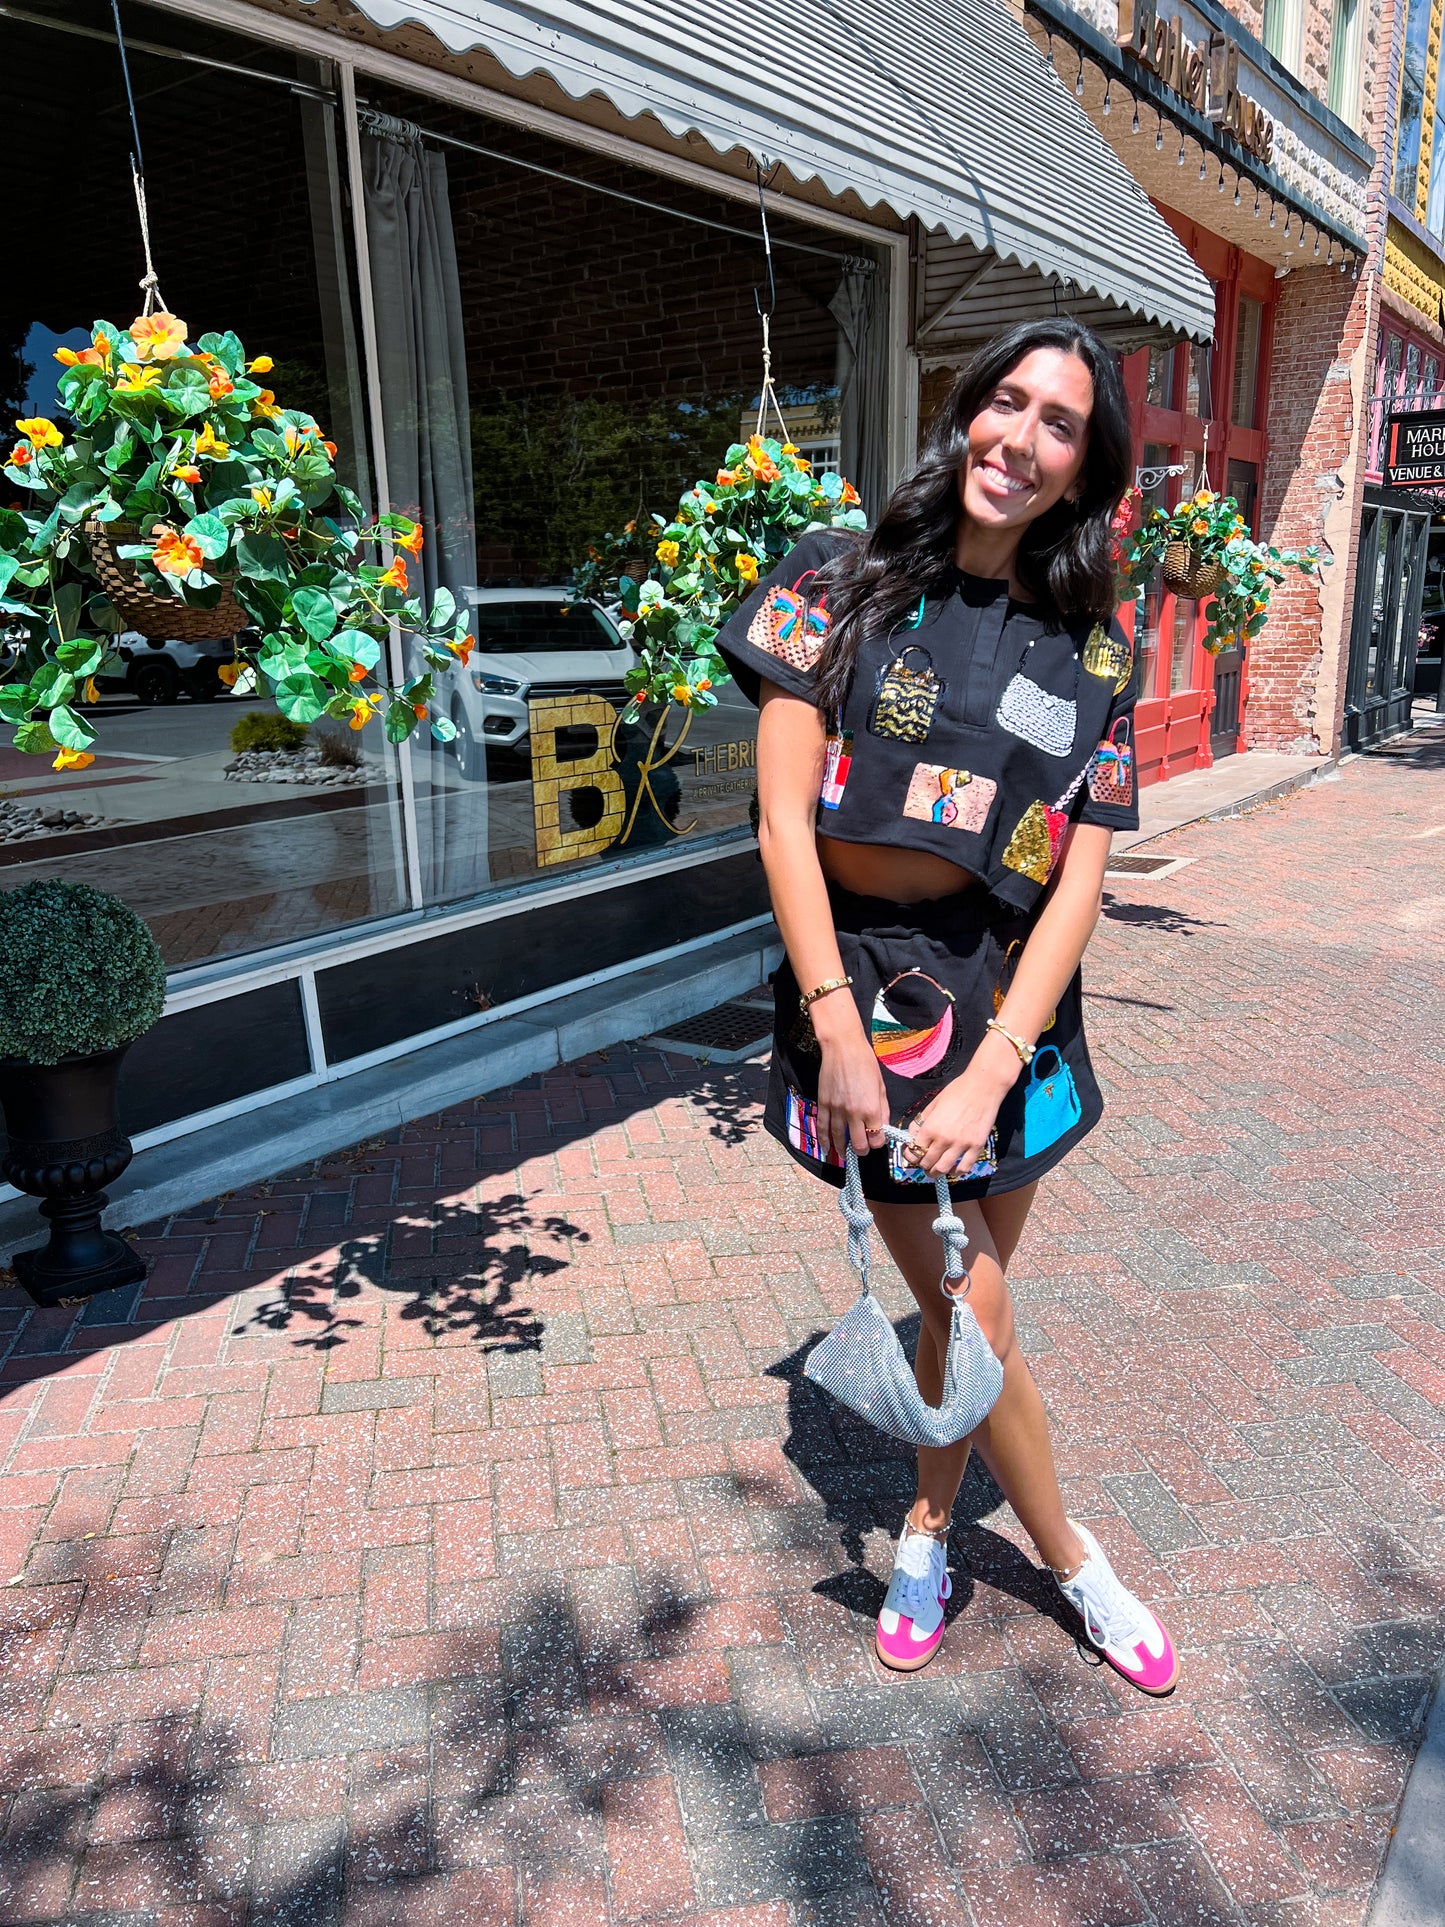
[1104, 853, 1196, 879]
[647, 998, 774, 1063]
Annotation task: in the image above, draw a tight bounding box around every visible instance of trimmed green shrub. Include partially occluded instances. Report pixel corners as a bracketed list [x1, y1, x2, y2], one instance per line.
[229, 711, 308, 755]
[0, 881, 166, 1065]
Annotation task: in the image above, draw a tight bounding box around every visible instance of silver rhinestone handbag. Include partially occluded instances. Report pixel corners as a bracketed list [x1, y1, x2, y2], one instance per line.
[802, 1127, 1004, 1447]
[996, 673, 1077, 757]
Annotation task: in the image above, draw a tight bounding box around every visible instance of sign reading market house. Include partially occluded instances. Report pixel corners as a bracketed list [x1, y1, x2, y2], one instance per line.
[1386, 409, 1445, 487]
[1119, 0, 1276, 166]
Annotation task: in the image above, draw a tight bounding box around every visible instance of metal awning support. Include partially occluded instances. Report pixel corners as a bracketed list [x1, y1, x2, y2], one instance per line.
[321, 0, 1217, 341]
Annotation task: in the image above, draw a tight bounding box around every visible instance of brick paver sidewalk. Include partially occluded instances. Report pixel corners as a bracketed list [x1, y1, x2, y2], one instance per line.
[2, 734, 1443, 1926]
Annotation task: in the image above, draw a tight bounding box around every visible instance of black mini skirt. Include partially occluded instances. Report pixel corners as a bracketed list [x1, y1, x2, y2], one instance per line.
[764, 882, 1103, 1203]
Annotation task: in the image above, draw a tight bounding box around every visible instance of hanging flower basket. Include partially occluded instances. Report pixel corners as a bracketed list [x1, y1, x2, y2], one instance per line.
[1161, 540, 1225, 600]
[86, 519, 247, 642]
[0, 312, 472, 771]
[1115, 485, 1319, 656]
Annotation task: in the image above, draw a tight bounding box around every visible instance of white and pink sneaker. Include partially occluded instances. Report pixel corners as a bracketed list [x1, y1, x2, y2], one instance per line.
[875, 1521, 950, 1672]
[1053, 1521, 1179, 1696]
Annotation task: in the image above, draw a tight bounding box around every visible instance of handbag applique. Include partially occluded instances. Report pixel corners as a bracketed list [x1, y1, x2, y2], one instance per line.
[996, 672, 1077, 757]
[992, 938, 1055, 1031]
[870, 644, 944, 743]
[820, 728, 853, 810]
[784, 1086, 843, 1166]
[1087, 717, 1134, 807]
[888, 1131, 998, 1185]
[870, 969, 956, 1077]
[1022, 1047, 1083, 1156]
[747, 570, 830, 674]
[1001, 766, 1090, 884]
[902, 762, 996, 834]
[1082, 624, 1134, 695]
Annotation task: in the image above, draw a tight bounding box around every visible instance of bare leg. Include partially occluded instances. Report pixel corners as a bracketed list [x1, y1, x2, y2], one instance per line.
[872, 1186, 1083, 1575]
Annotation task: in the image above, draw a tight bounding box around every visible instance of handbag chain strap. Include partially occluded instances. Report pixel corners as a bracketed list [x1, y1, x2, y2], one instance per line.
[841, 1124, 969, 1296]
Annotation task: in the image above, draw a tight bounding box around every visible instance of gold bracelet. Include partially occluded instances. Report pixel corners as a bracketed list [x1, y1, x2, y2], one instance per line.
[984, 1017, 1034, 1065]
[799, 974, 853, 1013]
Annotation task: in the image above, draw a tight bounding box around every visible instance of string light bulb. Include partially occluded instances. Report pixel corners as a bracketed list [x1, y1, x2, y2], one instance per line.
[1269, 201, 1277, 227]
[1131, 99, 1140, 133]
[1234, 178, 1242, 206]
[1156, 115, 1165, 149]
[1178, 134, 1187, 164]
[1199, 153, 1207, 179]
[1254, 187, 1261, 216]
[1076, 56, 1085, 96]
[1103, 79, 1112, 114]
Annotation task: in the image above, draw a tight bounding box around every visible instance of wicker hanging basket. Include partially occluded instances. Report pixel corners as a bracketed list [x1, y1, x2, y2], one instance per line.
[1161, 540, 1226, 600]
[85, 520, 247, 643]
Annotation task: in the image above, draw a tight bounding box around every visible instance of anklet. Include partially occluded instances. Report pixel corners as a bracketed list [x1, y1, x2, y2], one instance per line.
[905, 1517, 950, 1542]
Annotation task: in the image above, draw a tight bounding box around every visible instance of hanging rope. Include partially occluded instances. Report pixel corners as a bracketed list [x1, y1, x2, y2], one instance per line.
[752, 161, 791, 444]
[841, 1125, 970, 1291]
[109, 0, 167, 315]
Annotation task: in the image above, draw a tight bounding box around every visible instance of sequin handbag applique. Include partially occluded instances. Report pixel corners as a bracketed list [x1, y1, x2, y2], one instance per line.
[888, 1130, 998, 1185]
[1082, 623, 1133, 694]
[869, 640, 944, 744]
[1087, 717, 1134, 807]
[784, 1086, 843, 1166]
[996, 671, 1077, 757]
[870, 969, 956, 1078]
[992, 938, 1055, 1032]
[902, 763, 996, 833]
[1021, 1046, 1082, 1157]
[747, 569, 830, 674]
[819, 728, 853, 811]
[1000, 766, 1088, 884]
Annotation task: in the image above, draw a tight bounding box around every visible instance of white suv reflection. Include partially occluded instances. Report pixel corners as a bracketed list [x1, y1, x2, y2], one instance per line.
[443, 588, 636, 781]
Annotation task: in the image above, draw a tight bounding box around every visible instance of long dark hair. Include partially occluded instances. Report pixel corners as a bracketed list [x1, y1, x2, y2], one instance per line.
[813, 319, 1132, 716]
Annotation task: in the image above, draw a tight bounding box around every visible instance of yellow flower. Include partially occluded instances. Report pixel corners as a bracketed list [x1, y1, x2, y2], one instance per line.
[53, 746, 95, 771]
[115, 365, 162, 394]
[194, 422, 230, 459]
[251, 486, 273, 512]
[672, 683, 692, 706]
[283, 426, 304, 455]
[782, 442, 798, 455]
[1193, 489, 1214, 507]
[218, 662, 243, 688]
[348, 696, 376, 729]
[171, 463, 202, 486]
[736, 552, 759, 584]
[129, 311, 188, 361]
[15, 417, 62, 447]
[248, 356, 274, 374]
[82, 678, 100, 704]
[655, 539, 680, 566]
[251, 389, 282, 420]
[703, 499, 719, 514]
[1190, 517, 1209, 535]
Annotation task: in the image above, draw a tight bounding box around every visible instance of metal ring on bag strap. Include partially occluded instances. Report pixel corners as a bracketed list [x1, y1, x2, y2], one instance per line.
[841, 1125, 969, 1297]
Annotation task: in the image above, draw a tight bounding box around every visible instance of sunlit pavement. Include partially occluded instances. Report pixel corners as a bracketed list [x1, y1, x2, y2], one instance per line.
[1, 732, 1442, 1925]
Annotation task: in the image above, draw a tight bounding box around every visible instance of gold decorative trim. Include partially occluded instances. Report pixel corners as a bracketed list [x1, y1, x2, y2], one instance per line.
[1384, 220, 1445, 321]
[1418, 0, 1445, 225]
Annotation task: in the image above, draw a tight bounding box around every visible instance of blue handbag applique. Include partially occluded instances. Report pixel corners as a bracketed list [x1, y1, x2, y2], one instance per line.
[1022, 1046, 1082, 1156]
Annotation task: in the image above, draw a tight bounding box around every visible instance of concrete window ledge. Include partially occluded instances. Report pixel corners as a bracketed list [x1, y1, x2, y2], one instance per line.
[0, 925, 782, 1262]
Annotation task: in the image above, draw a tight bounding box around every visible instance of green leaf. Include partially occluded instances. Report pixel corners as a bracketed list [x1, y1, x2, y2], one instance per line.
[13, 719, 57, 754]
[184, 511, 231, 561]
[430, 716, 458, 743]
[0, 684, 32, 723]
[429, 586, 456, 629]
[57, 637, 105, 677]
[48, 704, 96, 750]
[29, 663, 76, 708]
[384, 701, 420, 744]
[291, 585, 338, 641]
[272, 672, 331, 724]
[235, 530, 292, 583]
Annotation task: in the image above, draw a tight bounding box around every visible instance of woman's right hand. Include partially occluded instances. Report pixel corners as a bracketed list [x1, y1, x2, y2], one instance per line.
[816, 1029, 889, 1162]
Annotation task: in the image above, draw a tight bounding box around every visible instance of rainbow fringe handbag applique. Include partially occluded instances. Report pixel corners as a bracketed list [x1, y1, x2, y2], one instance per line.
[1087, 718, 1134, 807]
[1022, 1046, 1082, 1156]
[748, 570, 830, 675]
[802, 1126, 1004, 1448]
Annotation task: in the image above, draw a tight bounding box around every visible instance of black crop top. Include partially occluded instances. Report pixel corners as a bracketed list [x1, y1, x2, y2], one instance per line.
[716, 531, 1140, 912]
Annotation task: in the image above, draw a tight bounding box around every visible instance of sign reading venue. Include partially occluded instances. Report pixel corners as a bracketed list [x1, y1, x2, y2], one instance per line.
[1386, 409, 1445, 487]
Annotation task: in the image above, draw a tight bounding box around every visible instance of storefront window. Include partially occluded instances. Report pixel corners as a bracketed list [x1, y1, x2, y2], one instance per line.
[1135, 443, 1170, 699]
[1145, 347, 1176, 408]
[1231, 299, 1263, 429]
[1226, 459, 1259, 534]
[1406, 343, 1423, 398]
[1395, 0, 1433, 209]
[3, 1, 410, 971]
[1185, 337, 1213, 420]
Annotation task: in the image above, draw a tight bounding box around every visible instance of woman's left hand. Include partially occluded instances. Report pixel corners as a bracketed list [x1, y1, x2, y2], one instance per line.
[902, 1036, 1021, 1177]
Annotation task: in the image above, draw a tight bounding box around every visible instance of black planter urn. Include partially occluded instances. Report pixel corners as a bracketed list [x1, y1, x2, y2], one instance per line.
[0, 1046, 147, 1308]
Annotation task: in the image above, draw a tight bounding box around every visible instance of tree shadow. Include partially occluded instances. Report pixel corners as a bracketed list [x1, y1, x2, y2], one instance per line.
[1099, 895, 1227, 935]
[764, 1327, 1074, 1641]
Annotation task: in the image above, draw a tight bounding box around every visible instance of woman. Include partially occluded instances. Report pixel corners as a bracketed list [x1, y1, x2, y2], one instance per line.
[716, 320, 1176, 1693]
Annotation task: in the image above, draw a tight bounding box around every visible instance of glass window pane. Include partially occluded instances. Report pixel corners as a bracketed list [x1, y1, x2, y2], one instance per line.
[1185, 336, 1213, 420]
[1329, 0, 1360, 121]
[3, 4, 411, 972]
[1170, 600, 1196, 693]
[1145, 346, 1175, 408]
[1395, 0, 1432, 206]
[1135, 443, 1172, 700]
[1226, 459, 1259, 534]
[1231, 298, 1263, 429]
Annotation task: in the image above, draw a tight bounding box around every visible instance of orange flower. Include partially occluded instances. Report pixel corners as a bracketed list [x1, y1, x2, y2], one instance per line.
[283, 426, 304, 455]
[82, 678, 100, 704]
[15, 417, 62, 447]
[380, 556, 409, 592]
[90, 332, 113, 369]
[152, 529, 204, 576]
[208, 369, 234, 401]
[412, 701, 428, 719]
[398, 524, 425, 556]
[218, 662, 243, 687]
[323, 440, 337, 460]
[8, 443, 31, 467]
[841, 480, 861, 506]
[348, 661, 369, 683]
[53, 746, 95, 771]
[130, 311, 188, 362]
[448, 635, 475, 667]
[716, 468, 738, 486]
[698, 677, 713, 691]
[251, 389, 281, 420]
[172, 463, 202, 486]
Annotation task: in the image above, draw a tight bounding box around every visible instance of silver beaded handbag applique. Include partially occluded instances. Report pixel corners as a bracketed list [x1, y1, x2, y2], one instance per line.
[802, 1127, 1004, 1448]
[995, 672, 1077, 758]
